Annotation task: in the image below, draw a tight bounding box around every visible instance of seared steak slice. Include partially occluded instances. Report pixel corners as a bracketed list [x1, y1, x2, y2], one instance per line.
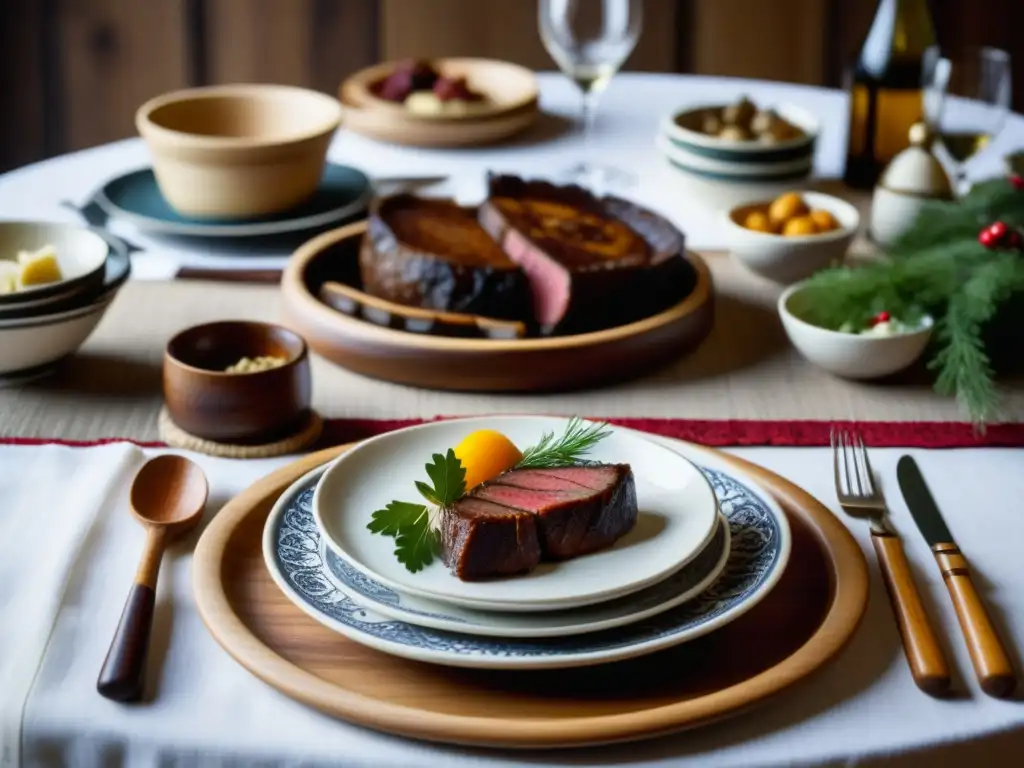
[360, 194, 532, 321]
[441, 463, 637, 576]
[478, 175, 692, 334]
[501, 465, 625, 491]
[443, 497, 541, 580]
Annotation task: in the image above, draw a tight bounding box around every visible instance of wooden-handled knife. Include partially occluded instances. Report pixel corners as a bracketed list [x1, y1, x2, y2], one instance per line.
[897, 455, 1017, 698]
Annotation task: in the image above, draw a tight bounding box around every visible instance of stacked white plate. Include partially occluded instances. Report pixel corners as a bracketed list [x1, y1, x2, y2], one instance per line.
[263, 416, 792, 670]
[0, 220, 131, 380]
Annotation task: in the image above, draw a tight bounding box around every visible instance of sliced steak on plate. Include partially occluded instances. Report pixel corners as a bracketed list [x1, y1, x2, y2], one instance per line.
[442, 463, 637, 579]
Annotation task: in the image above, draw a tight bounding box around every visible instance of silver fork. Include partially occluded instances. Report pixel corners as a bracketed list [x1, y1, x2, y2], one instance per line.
[831, 429, 951, 696]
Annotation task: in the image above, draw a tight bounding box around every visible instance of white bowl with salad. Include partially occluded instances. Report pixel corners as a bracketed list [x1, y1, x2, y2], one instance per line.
[778, 282, 934, 379]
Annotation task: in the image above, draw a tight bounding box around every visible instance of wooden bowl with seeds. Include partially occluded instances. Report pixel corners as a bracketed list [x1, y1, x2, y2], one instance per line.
[163, 320, 311, 442]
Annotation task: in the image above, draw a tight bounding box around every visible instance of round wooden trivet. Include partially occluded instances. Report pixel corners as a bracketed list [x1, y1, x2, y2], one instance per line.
[192, 438, 869, 749]
[158, 408, 323, 459]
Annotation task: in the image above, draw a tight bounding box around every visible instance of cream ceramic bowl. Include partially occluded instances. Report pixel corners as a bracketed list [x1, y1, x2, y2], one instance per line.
[724, 192, 860, 284]
[136, 84, 343, 218]
[778, 282, 934, 379]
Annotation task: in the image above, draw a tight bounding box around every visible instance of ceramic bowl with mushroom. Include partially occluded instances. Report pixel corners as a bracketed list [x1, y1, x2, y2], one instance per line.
[658, 96, 819, 184]
[724, 191, 860, 284]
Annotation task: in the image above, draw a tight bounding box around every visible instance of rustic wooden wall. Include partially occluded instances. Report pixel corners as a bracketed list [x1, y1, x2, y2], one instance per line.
[0, 0, 1021, 173]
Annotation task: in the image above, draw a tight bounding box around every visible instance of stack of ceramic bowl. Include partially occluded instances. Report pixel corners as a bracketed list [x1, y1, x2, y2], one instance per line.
[657, 103, 819, 184]
[338, 58, 540, 148]
[263, 416, 793, 670]
[0, 221, 130, 381]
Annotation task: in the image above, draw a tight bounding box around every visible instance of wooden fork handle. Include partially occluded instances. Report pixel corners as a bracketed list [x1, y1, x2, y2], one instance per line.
[872, 532, 951, 696]
[932, 543, 1017, 698]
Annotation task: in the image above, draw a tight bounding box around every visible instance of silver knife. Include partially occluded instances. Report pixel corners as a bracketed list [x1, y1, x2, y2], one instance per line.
[897, 455, 1017, 698]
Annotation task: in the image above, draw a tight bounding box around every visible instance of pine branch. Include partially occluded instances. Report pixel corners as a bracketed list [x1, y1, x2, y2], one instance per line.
[929, 256, 1021, 426]
[792, 172, 1024, 426]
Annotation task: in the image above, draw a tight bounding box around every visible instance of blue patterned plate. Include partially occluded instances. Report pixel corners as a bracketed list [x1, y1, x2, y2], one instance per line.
[93, 164, 371, 238]
[319, 512, 730, 638]
[264, 443, 790, 669]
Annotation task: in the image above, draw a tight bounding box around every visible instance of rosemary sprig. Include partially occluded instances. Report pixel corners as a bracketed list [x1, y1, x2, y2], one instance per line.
[515, 417, 612, 468]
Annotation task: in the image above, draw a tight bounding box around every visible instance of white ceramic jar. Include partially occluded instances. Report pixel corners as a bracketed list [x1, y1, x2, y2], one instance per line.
[869, 123, 954, 249]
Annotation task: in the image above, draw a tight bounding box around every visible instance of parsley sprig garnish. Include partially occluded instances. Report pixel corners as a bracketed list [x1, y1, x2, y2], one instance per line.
[367, 449, 466, 573]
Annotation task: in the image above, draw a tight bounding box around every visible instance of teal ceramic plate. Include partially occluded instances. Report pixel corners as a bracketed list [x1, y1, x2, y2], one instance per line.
[94, 164, 372, 238]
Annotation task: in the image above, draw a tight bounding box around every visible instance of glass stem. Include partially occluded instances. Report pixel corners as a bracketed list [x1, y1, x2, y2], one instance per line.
[954, 167, 969, 198]
[580, 90, 599, 160]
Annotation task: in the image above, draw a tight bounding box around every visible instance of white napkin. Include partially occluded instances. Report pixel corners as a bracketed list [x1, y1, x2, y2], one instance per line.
[0, 443, 145, 768]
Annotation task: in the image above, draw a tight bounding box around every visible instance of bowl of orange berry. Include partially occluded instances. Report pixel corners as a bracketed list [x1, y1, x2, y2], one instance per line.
[723, 191, 860, 284]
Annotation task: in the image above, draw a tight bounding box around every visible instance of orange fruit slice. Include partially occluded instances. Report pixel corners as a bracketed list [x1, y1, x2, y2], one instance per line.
[453, 429, 523, 490]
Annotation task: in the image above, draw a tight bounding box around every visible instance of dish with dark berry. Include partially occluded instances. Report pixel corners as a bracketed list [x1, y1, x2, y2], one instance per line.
[373, 59, 492, 117]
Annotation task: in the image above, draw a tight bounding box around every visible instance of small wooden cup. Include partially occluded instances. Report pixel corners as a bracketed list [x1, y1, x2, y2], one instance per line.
[163, 321, 311, 443]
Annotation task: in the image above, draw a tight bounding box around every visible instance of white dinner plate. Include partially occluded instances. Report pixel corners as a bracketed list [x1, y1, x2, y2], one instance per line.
[320, 511, 730, 638]
[312, 416, 720, 612]
[264, 436, 791, 669]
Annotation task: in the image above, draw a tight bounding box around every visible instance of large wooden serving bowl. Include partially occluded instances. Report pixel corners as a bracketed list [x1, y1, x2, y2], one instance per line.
[279, 221, 714, 392]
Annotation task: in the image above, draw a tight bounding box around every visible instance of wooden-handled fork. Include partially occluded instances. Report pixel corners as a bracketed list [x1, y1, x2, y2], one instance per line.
[831, 429, 951, 696]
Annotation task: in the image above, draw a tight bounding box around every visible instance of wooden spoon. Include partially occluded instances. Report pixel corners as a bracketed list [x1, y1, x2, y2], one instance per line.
[97, 455, 209, 702]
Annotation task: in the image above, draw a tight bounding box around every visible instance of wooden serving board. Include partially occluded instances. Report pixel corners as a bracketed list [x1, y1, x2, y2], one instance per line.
[279, 222, 715, 392]
[192, 441, 869, 750]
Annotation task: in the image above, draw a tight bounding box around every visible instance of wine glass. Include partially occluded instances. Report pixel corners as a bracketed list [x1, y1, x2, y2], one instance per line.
[538, 0, 643, 190]
[923, 45, 1012, 196]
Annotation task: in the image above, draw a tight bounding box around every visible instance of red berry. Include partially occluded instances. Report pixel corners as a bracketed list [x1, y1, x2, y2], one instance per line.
[871, 311, 891, 326]
[1007, 231, 1023, 250]
[989, 221, 1008, 240]
[1011, 175, 1024, 191]
[979, 229, 996, 247]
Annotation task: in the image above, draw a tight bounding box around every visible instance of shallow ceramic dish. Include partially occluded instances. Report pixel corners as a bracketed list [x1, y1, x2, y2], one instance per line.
[343, 58, 538, 119]
[266, 437, 790, 669]
[163, 321, 311, 442]
[0, 241, 130, 328]
[658, 103, 818, 184]
[779, 282, 935, 379]
[312, 416, 720, 613]
[0, 234, 129, 321]
[136, 84, 343, 218]
[94, 164, 371, 238]
[724, 192, 860, 284]
[339, 91, 538, 148]
[319, 512, 729, 638]
[280, 221, 714, 392]
[0, 221, 110, 305]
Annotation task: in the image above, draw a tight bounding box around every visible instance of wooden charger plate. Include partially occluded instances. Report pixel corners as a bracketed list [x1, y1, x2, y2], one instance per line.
[279, 221, 715, 392]
[193, 440, 869, 749]
[339, 58, 540, 148]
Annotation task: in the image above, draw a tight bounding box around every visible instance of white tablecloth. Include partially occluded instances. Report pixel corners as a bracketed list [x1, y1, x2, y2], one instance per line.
[2, 441, 1023, 768]
[1, 73, 1022, 280]
[3, 73, 1024, 766]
